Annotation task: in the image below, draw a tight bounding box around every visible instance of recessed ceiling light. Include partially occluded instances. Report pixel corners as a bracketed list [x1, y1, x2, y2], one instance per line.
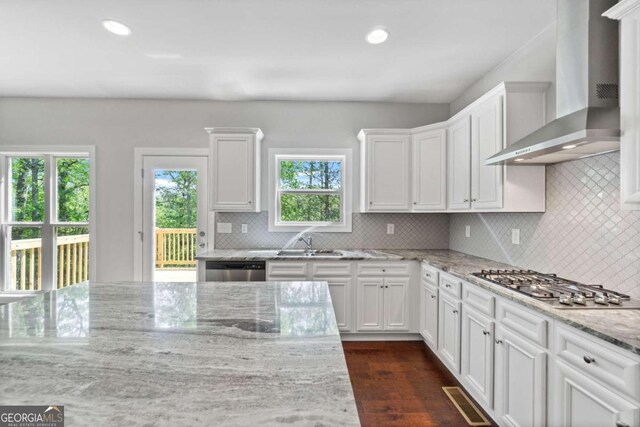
[366, 28, 389, 44]
[562, 144, 577, 150]
[514, 158, 525, 162]
[102, 19, 132, 36]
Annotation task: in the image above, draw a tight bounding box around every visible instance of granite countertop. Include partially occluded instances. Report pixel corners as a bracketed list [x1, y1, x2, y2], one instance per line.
[0, 281, 360, 426]
[197, 248, 640, 355]
[196, 248, 406, 261]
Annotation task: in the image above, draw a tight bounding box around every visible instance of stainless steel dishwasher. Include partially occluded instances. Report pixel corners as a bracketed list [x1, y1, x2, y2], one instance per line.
[205, 261, 266, 282]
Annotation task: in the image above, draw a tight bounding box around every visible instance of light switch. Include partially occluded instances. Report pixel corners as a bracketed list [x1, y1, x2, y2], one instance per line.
[241, 224, 248, 234]
[217, 222, 232, 234]
[465, 225, 471, 238]
[387, 224, 395, 234]
[512, 228, 520, 245]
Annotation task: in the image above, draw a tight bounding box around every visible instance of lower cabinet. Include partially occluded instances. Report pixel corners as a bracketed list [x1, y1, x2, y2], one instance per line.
[461, 305, 495, 408]
[553, 360, 639, 427]
[326, 278, 351, 332]
[419, 282, 438, 349]
[356, 276, 410, 331]
[494, 323, 547, 427]
[438, 292, 461, 373]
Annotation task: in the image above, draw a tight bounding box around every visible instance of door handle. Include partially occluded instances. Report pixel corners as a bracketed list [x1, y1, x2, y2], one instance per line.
[199, 243, 206, 248]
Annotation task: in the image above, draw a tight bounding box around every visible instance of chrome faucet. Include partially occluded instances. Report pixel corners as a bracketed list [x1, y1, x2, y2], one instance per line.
[298, 234, 313, 254]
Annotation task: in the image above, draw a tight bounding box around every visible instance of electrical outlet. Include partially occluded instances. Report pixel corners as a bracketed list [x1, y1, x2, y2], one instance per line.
[465, 225, 471, 238]
[217, 222, 232, 234]
[241, 224, 248, 234]
[387, 224, 395, 234]
[512, 228, 520, 245]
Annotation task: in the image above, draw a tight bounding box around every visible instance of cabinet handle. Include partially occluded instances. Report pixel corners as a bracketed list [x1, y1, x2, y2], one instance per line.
[495, 339, 503, 344]
[472, 198, 477, 202]
[452, 309, 458, 314]
[382, 269, 386, 273]
[369, 201, 373, 205]
[445, 284, 451, 288]
[616, 421, 630, 427]
[380, 285, 384, 288]
[583, 356, 596, 364]
[248, 200, 252, 204]
[430, 295, 436, 299]
[413, 202, 417, 205]
[482, 330, 490, 336]
[463, 198, 469, 202]
[425, 273, 431, 278]
[385, 285, 389, 289]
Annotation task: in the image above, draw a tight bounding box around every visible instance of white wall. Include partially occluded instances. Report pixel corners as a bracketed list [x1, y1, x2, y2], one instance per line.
[0, 98, 448, 281]
[449, 23, 557, 120]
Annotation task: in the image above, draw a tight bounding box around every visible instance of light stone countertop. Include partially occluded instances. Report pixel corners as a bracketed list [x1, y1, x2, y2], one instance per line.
[197, 248, 640, 355]
[0, 281, 360, 426]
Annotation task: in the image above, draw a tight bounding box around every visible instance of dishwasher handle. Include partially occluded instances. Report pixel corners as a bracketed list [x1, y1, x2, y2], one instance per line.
[205, 261, 266, 270]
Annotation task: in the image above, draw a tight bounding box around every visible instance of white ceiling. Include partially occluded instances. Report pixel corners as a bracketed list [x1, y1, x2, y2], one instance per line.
[0, 0, 556, 103]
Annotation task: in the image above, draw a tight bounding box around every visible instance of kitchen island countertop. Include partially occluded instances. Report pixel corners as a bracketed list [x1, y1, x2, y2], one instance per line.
[0, 281, 359, 426]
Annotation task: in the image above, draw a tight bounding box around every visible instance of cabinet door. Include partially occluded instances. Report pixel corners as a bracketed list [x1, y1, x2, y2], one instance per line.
[553, 360, 639, 427]
[412, 129, 447, 211]
[356, 277, 384, 331]
[384, 277, 410, 331]
[438, 293, 461, 373]
[471, 94, 504, 209]
[447, 116, 472, 210]
[210, 134, 256, 211]
[420, 283, 438, 349]
[327, 278, 352, 332]
[461, 306, 495, 408]
[495, 324, 547, 427]
[365, 135, 411, 211]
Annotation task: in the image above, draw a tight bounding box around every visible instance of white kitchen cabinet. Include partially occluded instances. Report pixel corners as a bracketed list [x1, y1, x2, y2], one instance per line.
[605, 0, 640, 210]
[206, 127, 263, 212]
[471, 93, 503, 209]
[438, 292, 462, 373]
[553, 361, 639, 427]
[356, 276, 410, 332]
[358, 130, 412, 212]
[419, 282, 438, 350]
[412, 127, 447, 211]
[447, 116, 472, 210]
[461, 305, 495, 409]
[327, 278, 351, 332]
[356, 277, 385, 331]
[494, 323, 547, 427]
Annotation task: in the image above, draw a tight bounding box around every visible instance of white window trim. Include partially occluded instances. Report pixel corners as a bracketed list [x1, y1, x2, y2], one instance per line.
[0, 145, 96, 291]
[268, 148, 352, 233]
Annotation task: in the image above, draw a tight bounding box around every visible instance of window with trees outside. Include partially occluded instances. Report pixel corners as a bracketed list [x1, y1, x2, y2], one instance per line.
[2, 153, 92, 291]
[269, 149, 352, 232]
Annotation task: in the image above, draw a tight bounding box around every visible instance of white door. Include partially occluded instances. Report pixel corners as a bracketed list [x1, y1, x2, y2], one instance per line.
[553, 360, 639, 427]
[461, 305, 495, 408]
[438, 292, 462, 373]
[365, 135, 411, 211]
[327, 278, 351, 332]
[384, 277, 410, 331]
[420, 283, 438, 349]
[142, 156, 208, 282]
[447, 116, 471, 210]
[412, 129, 447, 211]
[210, 134, 256, 211]
[495, 324, 547, 427]
[357, 277, 384, 331]
[471, 94, 504, 209]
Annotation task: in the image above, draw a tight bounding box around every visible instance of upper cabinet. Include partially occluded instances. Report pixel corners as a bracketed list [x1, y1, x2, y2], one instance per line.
[413, 127, 447, 211]
[206, 127, 263, 212]
[448, 117, 472, 210]
[605, 0, 640, 210]
[359, 131, 411, 212]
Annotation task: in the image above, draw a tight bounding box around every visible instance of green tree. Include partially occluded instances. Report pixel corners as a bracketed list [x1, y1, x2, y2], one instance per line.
[155, 171, 197, 228]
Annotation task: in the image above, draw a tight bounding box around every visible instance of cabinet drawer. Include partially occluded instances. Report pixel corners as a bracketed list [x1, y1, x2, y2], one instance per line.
[556, 324, 640, 401]
[439, 273, 462, 299]
[267, 262, 308, 278]
[421, 263, 438, 286]
[496, 300, 547, 347]
[357, 262, 411, 277]
[311, 262, 352, 277]
[462, 283, 495, 317]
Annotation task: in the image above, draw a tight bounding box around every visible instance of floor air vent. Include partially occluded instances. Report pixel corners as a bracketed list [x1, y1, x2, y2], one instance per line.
[442, 386, 491, 426]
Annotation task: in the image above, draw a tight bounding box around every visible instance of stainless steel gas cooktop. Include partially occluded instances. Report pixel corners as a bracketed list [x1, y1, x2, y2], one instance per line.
[472, 269, 640, 309]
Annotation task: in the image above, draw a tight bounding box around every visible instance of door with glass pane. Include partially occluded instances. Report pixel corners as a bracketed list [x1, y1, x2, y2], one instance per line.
[141, 156, 207, 282]
[3, 154, 91, 291]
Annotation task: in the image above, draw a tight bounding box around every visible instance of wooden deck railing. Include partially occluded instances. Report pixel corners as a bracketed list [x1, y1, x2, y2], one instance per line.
[11, 234, 89, 291]
[155, 228, 197, 269]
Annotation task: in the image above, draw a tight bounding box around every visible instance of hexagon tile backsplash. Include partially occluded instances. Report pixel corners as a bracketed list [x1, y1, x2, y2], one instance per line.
[450, 152, 640, 298]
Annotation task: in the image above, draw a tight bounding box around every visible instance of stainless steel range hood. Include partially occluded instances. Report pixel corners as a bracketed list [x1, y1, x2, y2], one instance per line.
[487, 0, 620, 165]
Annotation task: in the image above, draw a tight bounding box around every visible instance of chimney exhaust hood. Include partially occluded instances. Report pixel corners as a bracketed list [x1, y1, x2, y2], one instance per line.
[486, 0, 620, 165]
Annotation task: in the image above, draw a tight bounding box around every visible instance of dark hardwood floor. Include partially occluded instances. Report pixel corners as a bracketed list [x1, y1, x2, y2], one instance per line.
[343, 341, 497, 427]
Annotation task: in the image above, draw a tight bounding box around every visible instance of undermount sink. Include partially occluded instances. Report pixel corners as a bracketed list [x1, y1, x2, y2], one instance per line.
[276, 249, 343, 257]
